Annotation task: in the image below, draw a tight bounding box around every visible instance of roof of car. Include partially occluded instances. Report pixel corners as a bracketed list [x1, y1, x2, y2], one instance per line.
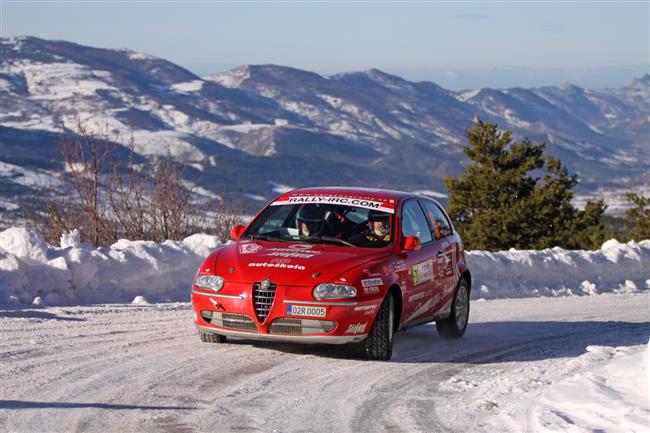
[279, 186, 421, 202]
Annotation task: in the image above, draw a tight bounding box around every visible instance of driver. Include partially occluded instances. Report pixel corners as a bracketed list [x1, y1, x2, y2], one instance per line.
[350, 209, 392, 247]
[296, 204, 327, 237]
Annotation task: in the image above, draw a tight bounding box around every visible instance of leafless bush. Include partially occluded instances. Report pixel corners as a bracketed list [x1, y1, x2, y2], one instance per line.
[30, 117, 119, 245]
[212, 194, 246, 242]
[29, 118, 218, 246]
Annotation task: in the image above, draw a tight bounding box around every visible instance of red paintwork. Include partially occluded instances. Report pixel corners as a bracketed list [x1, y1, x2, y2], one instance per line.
[192, 187, 471, 343]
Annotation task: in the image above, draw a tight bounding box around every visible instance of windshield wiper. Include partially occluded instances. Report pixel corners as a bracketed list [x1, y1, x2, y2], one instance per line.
[302, 236, 358, 247]
[247, 234, 287, 242]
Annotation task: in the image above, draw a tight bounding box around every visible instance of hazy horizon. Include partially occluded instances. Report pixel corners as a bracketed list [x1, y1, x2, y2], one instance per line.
[2, 1, 647, 89]
[185, 61, 649, 90]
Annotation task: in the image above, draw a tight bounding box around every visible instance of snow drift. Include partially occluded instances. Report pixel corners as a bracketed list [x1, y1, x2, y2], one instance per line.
[0, 227, 648, 306]
[466, 240, 650, 299]
[0, 227, 221, 305]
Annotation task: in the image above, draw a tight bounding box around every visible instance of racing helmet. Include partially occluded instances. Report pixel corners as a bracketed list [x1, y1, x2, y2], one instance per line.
[296, 205, 327, 236]
[367, 209, 391, 236]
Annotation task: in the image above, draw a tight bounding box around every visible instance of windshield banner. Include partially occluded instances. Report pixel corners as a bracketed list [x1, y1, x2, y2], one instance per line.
[271, 195, 395, 214]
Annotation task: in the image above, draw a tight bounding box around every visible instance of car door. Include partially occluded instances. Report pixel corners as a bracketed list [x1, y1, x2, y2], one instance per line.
[419, 199, 458, 308]
[399, 199, 437, 326]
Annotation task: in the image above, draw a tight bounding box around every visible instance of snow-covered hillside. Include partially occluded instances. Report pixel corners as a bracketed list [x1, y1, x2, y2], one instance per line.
[2, 37, 649, 216]
[0, 227, 648, 306]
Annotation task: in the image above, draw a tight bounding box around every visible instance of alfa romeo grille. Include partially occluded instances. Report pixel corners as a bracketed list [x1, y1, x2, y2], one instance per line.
[253, 281, 277, 322]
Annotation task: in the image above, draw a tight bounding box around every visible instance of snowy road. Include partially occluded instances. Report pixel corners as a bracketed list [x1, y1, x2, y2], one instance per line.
[1, 294, 648, 433]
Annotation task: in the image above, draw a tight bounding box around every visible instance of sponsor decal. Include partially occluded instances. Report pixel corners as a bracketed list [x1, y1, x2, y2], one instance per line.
[288, 244, 315, 250]
[353, 305, 378, 312]
[364, 286, 380, 294]
[286, 305, 326, 317]
[267, 251, 316, 259]
[361, 277, 383, 288]
[392, 260, 407, 271]
[345, 322, 368, 334]
[408, 289, 433, 303]
[248, 262, 305, 270]
[266, 247, 320, 259]
[412, 260, 434, 286]
[271, 196, 395, 214]
[270, 258, 292, 265]
[239, 243, 263, 254]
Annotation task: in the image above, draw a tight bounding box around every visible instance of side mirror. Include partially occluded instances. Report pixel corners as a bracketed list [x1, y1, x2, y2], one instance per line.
[230, 225, 246, 240]
[402, 236, 422, 251]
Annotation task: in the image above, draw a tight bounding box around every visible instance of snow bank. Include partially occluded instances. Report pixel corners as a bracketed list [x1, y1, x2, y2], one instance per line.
[0, 227, 222, 305]
[467, 239, 650, 299]
[532, 340, 649, 433]
[0, 227, 648, 306]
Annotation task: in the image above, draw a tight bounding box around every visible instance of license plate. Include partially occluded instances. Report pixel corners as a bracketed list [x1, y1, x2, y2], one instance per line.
[286, 305, 326, 318]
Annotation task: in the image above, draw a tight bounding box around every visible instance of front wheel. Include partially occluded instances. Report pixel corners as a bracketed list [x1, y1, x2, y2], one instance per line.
[361, 293, 395, 361]
[436, 279, 470, 339]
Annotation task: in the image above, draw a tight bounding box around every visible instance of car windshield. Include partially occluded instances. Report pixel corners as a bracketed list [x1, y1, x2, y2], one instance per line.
[244, 203, 394, 248]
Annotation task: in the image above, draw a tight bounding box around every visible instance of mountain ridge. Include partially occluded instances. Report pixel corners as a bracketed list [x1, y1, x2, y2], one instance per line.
[1, 36, 648, 217]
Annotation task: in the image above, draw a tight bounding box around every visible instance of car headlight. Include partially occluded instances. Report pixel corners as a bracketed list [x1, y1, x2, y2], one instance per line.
[313, 283, 357, 300]
[194, 274, 224, 292]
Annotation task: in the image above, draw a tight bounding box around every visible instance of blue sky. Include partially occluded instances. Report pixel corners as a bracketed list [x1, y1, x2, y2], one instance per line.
[2, 1, 648, 88]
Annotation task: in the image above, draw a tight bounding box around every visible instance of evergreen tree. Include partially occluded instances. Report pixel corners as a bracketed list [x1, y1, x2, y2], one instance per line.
[445, 118, 605, 251]
[625, 193, 650, 240]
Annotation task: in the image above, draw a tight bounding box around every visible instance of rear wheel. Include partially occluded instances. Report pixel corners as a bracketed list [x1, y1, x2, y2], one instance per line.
[436, 279, 470, 339]
[361, 293, 395, 361]
[199, 331, 227, 343]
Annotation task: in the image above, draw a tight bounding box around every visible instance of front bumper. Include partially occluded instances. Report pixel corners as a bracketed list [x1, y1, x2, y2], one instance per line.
[192, 285, 380, 345]
[196, 324, 366, 344]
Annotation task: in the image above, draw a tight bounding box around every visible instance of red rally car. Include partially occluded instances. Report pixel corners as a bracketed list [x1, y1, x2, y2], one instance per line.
[192, 187, 471, 360]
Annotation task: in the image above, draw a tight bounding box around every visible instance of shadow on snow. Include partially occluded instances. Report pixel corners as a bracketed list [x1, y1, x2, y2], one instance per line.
[0, 400, 196, 410]
[217, 320, 650, 364]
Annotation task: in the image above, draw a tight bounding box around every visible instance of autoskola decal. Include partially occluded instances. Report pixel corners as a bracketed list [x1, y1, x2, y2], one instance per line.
[361, 278, 383, 288]
[248, 262, 306, 270]
[239, 243, 263, 254]
[412, 260, 434, 286]
[271, 196, 395, 214]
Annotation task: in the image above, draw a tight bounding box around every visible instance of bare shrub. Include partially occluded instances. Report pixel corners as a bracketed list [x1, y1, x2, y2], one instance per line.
[30, 119, 214, 246]
[39, 117, 119, 246]
[212, 193, 246, 242]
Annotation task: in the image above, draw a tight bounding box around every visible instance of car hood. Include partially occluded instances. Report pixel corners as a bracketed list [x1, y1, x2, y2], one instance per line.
[215, 240, 388, 285]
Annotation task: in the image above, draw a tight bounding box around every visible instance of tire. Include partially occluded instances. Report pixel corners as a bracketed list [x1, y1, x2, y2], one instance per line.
[361, 293, 395, 361]
[436, 278, 470, 339]
[199, 331, 227, 343]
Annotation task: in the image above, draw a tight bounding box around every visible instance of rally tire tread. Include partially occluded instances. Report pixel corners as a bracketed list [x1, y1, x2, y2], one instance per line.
[199, 331, 227, 343]
[436, 279, 470, 339]
[362, 294, 394, 361]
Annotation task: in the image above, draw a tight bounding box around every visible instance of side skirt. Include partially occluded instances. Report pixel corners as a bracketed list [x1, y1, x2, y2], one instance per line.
[398, 297, 454, 331]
